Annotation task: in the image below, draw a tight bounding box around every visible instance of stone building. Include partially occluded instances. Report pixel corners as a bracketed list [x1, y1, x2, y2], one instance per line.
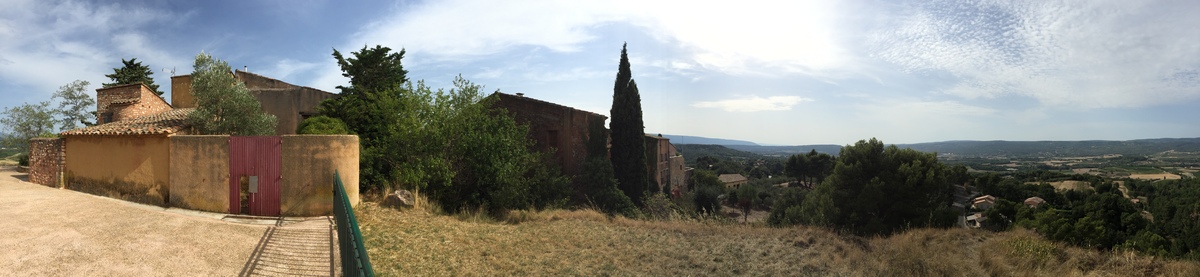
[171, 70, 337, 135]
[645, 134, 689, 196]
[95, 83, 174, 124]
[490, 92, 607, 196]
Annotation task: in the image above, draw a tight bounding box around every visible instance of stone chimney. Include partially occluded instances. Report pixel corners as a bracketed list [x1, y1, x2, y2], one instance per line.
[171, 75, 195, 108]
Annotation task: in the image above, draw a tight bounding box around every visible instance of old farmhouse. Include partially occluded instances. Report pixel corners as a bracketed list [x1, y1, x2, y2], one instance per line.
[30, 70, 358, 217]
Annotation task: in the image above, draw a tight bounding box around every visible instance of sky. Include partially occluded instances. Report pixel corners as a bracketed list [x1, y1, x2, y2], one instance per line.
[1, 0, 1198, 145]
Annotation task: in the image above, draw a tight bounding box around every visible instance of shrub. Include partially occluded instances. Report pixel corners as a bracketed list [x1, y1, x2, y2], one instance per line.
[297, 115, 352, 135]
[767, 188, 808, 226]
[17, 153, 29, 166]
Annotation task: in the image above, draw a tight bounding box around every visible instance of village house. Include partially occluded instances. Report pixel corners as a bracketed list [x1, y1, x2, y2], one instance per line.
[491, 92, 692, 199]
[719, 173, 748, 189]
[1024, 196, 1046, 208]
[30, 70, 359, 217]
[645, 134, 690, 196]
[972, 195, 997, 210]
[171, 69, 337, 135]
[490, 92, 606, 200]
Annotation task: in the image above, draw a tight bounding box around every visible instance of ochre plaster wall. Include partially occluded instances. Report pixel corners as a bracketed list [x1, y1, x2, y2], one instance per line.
[250, 88, 336, 135]
[168, 135, 230, 213]
[280, 135, 359, 216]
[64, 135, 171, 206]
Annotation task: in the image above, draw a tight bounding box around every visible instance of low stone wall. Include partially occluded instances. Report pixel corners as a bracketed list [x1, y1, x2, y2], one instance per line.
[63, 135, 171, 206]
[280, 135, 359, 216]
[166, 135, 360, 216]
[28, 138, 64, 187]
[168, 136, 230, 213]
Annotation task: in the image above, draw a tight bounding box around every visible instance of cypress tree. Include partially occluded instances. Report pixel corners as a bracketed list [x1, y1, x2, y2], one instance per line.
[610, 43, 651, 205]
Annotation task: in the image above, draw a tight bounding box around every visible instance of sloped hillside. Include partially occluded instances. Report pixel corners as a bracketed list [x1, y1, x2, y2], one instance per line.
[356, 204, 1200, 276]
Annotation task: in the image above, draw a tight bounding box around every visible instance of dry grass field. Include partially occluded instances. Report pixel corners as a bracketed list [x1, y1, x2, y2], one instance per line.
[1027, 180, 1093, 192]
[1129, 173, 1182, 180]
[356, 202, 1200, 276]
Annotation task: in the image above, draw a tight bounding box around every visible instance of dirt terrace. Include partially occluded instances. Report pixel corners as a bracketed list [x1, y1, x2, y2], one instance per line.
[0, 167, 335, 276]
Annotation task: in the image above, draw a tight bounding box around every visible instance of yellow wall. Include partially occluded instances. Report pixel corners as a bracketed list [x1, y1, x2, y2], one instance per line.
[280, 135, 360, 216]
[168, 135, 230, 213]
[64, 135, 171, 206]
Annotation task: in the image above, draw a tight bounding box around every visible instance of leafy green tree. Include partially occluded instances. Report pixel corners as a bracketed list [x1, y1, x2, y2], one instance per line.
[51, 80, 96, 129]
[297, 116, 352, 134]
[786, 149, 834, 186]
[767, 189, 809, 226]
[580, 117, 636, 217]
[186, 52, 277, 136]
[730, 184, 759, 222]
[0, 101, 55, 149]
[103, 58, 163, 96]
[799, 138, 956, 236]
[690, 170, 724, 215]
[609, 43, 650, 205]
[318, 46, 410, 189]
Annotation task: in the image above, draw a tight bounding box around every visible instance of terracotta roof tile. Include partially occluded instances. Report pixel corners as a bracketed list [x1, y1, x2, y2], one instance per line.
[61, 108, 194, 136]
[108, 97, 141, 105]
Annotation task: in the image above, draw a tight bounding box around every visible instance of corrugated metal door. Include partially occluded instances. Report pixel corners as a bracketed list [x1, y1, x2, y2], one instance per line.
[229, 136, 282, 216]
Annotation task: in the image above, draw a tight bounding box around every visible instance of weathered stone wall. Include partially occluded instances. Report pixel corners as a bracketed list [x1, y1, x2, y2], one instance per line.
[64, 135, 172, 206]
[172, 71, 336, 135]
[28, 138, 64, 187]
[280, 135, 359, 216]
[491, 92, 604, 190]
[166, 135, 359, 216]
[96, 84, 172, 124]
[168, 135, 230, 213]
[250, 87, 337, 135]
[170, 75, 195, 108]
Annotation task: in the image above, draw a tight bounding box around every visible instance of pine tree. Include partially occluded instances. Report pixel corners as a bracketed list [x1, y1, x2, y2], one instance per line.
[103, 58, 163, 96]
[609, 43, 651, 205]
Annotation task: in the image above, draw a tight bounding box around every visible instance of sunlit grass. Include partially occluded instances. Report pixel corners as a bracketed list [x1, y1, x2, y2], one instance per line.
[356, 201, 1200, 276]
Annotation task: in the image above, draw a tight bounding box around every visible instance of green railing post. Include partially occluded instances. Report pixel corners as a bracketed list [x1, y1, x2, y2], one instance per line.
[334, 171, 374, 276]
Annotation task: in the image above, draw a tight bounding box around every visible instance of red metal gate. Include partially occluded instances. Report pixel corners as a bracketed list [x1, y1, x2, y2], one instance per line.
[229, 136, 282, 216]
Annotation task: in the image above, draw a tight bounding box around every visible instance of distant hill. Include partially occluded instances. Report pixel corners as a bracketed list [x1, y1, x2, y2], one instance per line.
[674, 144, 763, 164]
[726, 145, 843, 157]
[659, 134, 759, 146]
[901, 138, 1200, 157]
[666, 134, 1200, 158]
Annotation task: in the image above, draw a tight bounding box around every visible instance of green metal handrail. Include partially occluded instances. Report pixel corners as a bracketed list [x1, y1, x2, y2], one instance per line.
[334, 171, 374, 276]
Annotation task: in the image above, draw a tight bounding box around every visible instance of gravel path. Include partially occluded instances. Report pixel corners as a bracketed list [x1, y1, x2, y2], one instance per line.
[0, 167, 335, 276]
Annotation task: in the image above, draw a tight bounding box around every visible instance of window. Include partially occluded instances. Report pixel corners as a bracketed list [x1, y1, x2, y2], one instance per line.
[101, 112, 113, 124]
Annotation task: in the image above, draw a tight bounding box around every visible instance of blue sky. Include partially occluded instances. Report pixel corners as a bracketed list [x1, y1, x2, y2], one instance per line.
[2, 0, 1198, 145]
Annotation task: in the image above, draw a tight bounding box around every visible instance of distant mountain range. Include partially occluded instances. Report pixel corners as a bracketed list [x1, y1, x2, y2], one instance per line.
[659, 134, 759, 146]
[667, 135, 1200, 158]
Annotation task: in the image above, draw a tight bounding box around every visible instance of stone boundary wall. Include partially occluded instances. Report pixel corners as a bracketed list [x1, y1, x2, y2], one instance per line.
[167, 135, 359, 216]
[28, 138, 64, 187]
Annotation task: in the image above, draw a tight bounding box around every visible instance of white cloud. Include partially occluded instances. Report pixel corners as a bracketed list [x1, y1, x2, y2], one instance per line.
[262, 59, 320, 81]
[693, 95, 812, 112]
[342, 0, 855, 79]
[869, 0, 1200, 108]
[0, 1, 184, 102]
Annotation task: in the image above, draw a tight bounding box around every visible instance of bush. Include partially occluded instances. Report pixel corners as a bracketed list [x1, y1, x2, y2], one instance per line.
[580, 158, 637, 217]
[297, 115, 352, 134]
[17, 153, 29, 166]
[767, 189, 808, 226]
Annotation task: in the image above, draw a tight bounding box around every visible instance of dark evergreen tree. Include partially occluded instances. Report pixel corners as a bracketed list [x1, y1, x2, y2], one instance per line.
[103, 58, 163, 96]
[609, 43, 651, 206]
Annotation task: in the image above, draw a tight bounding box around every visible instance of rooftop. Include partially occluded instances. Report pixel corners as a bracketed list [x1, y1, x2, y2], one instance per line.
[61, 108, 195, 136]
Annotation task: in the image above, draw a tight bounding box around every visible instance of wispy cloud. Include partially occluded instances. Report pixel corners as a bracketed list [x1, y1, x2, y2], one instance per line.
[693, 95, 813, 112]
[0, 1, 185, 101]
[868, 0, 1200, 108]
